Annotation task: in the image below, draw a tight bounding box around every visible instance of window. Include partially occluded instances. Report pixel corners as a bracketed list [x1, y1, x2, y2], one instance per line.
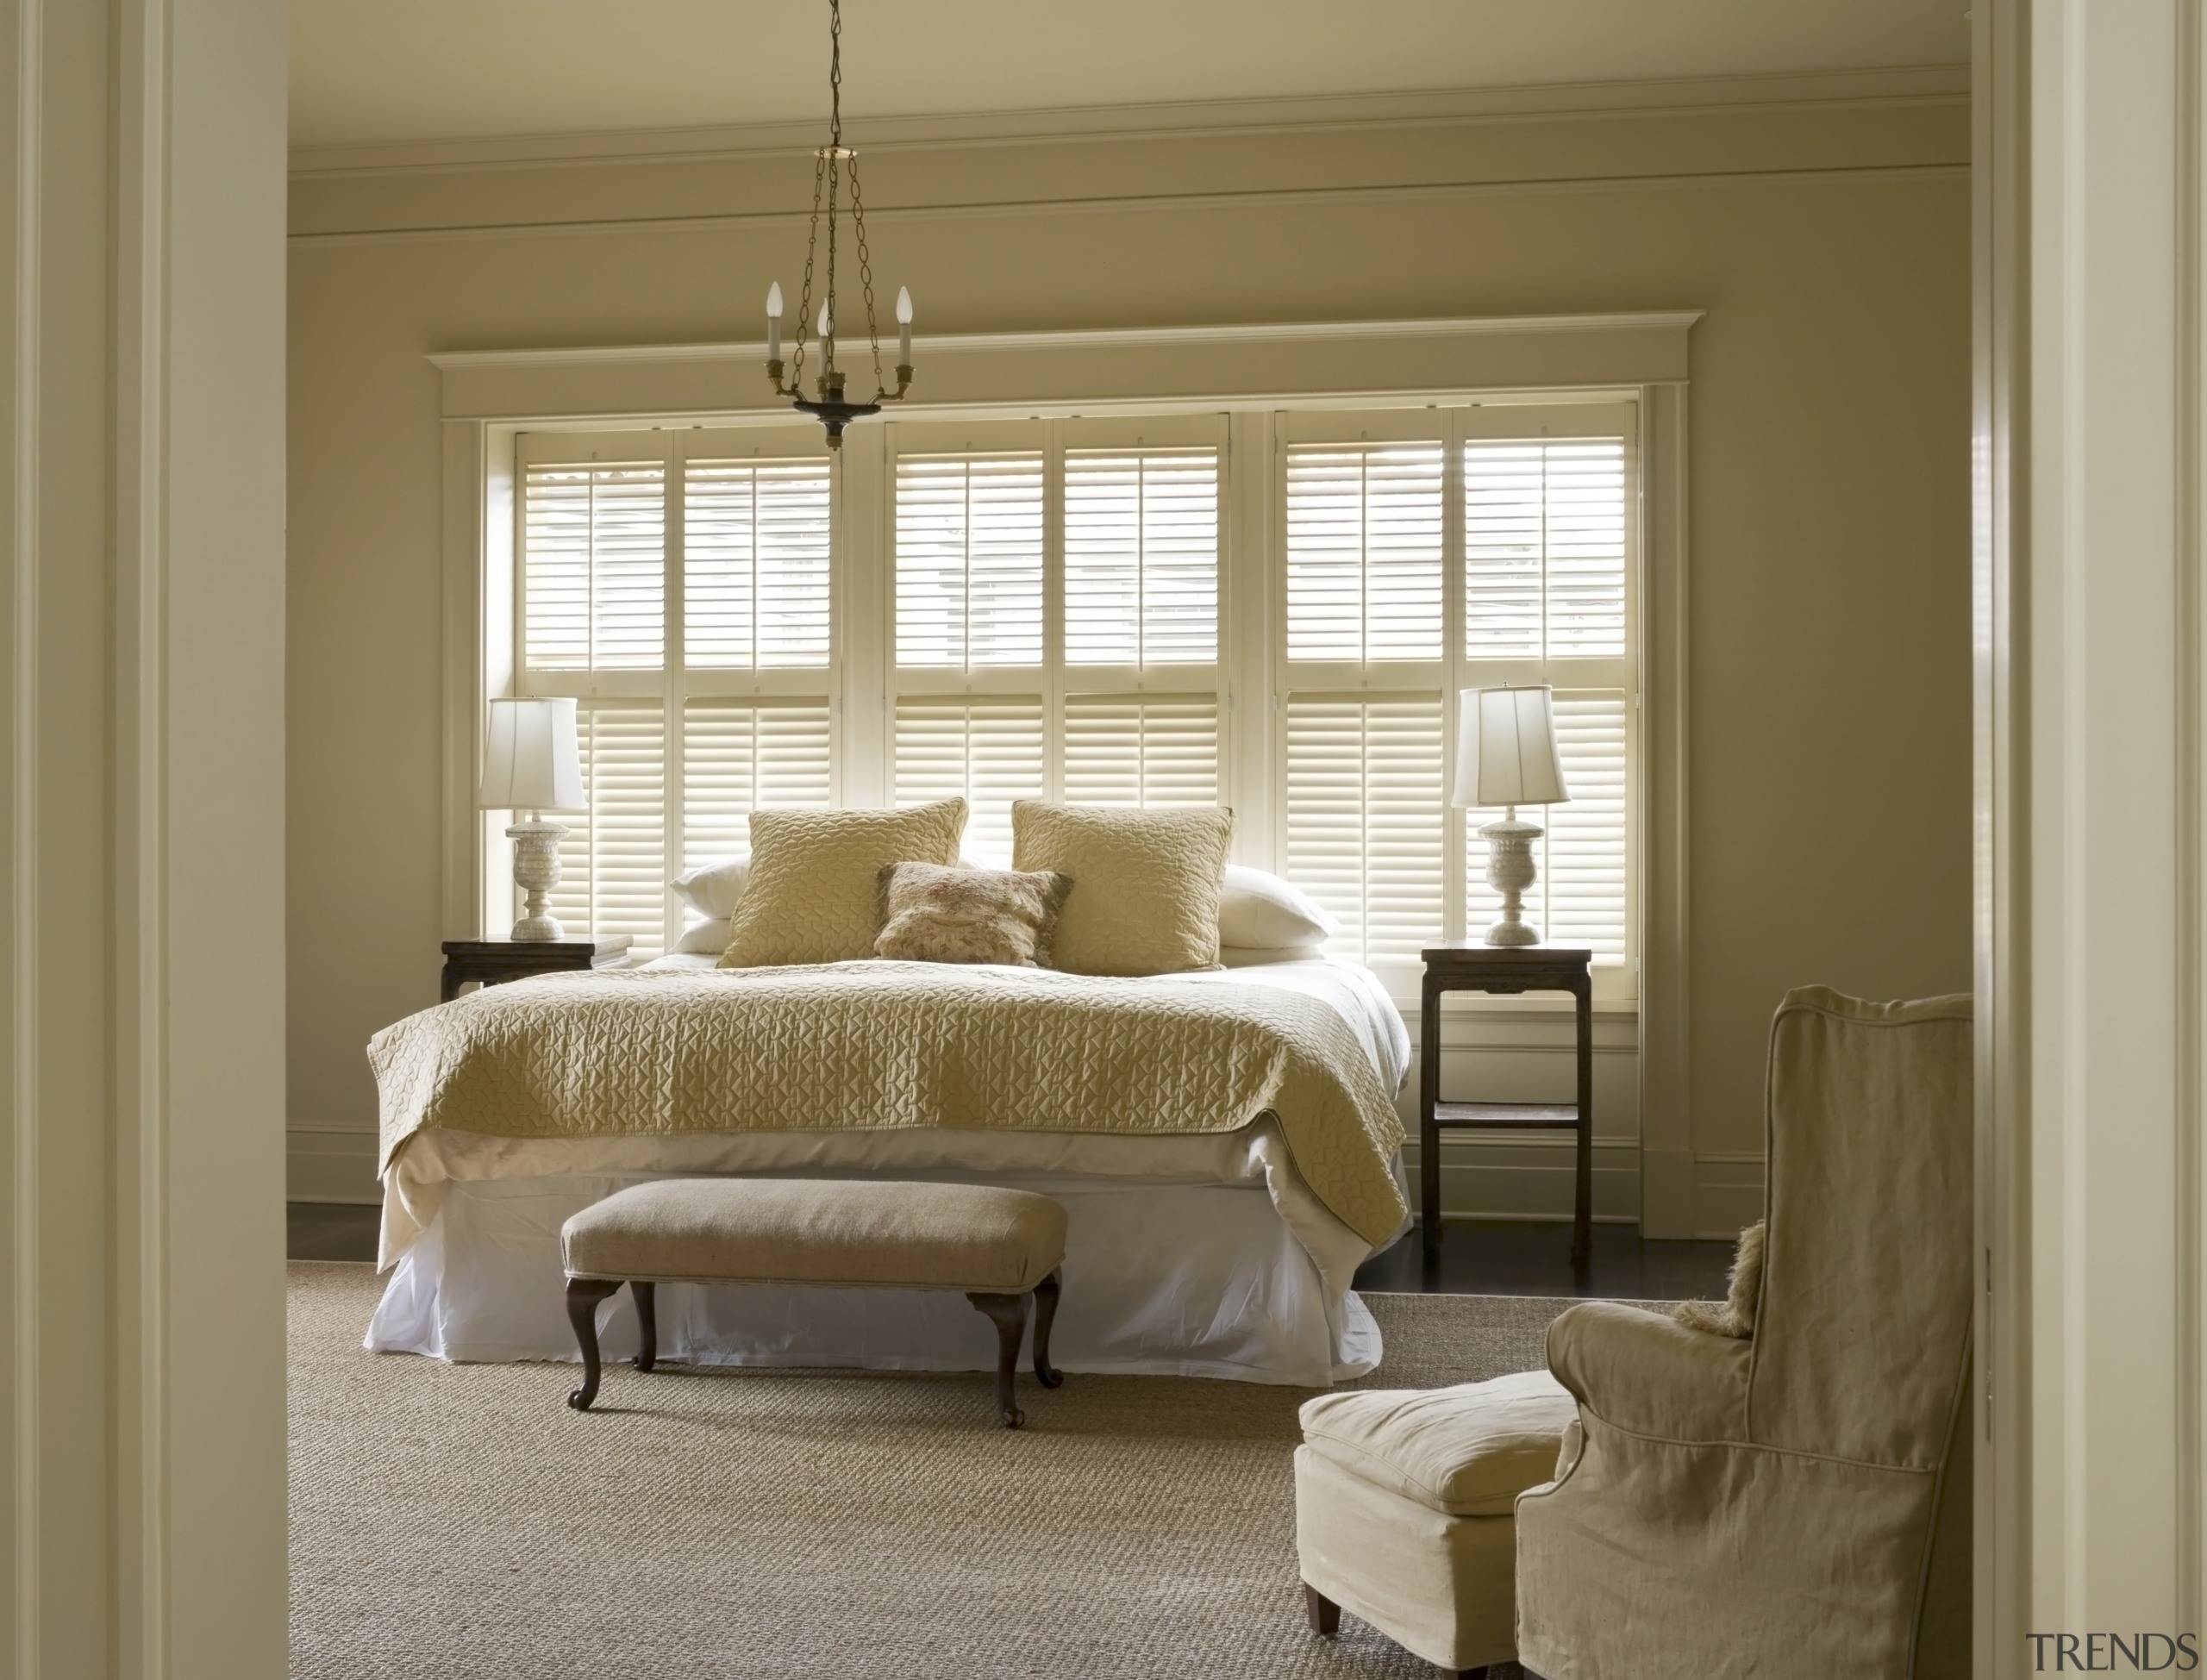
[513, 428, 837, 959]
[887, 416, 1225, 860]
[500, 401, 1638, 996]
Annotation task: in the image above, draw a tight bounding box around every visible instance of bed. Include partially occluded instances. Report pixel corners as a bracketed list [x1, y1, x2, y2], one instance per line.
[364, 951, 1412, 1387]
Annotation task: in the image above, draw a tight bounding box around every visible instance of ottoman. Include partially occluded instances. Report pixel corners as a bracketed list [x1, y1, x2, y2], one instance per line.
[1295, 1368, 1578, 1676]
[560, 1177, 1067, 1427]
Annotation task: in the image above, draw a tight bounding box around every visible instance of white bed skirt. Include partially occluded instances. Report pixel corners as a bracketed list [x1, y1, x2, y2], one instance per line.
[366, 1168, 1385, 1386]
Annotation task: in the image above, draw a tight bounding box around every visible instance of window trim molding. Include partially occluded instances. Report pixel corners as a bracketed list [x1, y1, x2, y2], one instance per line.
[435, 310, 1696, 1230]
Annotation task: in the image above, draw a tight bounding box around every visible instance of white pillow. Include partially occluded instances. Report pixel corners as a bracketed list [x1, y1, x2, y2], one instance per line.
[1218, 865, 1337, 950]
[672, 856, 752, 920]
[1219, 943, 1329, 968]
[674, 918, 734, 956]
[672, 850, 993, 923]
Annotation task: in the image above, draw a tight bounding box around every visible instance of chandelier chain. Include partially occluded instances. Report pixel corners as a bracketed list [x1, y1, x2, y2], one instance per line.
[789, 146, 828, 392]
[848, 159, 885, 398]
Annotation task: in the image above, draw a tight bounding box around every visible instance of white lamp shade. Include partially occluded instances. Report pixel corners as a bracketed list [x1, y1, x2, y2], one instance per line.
[479, 697, 584, 812]
[1453, 685, 1569, 808]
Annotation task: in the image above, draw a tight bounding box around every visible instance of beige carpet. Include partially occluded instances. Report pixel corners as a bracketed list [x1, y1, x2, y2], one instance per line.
[290, 1262, 1637, 1678]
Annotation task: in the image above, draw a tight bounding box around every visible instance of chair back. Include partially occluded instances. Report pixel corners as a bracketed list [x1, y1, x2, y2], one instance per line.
[1747, 986, 1973, 1468]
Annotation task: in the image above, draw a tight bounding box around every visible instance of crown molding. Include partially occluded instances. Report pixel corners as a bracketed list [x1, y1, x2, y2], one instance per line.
[291, 62, 1970, 181]
[427, 311, 1707, 374]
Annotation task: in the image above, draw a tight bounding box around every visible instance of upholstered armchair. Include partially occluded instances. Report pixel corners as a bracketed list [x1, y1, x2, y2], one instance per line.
[1515, 987, 1973, 1680]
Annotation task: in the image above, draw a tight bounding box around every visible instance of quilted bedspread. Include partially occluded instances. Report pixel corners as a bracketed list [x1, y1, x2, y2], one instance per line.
[368, 960, 1410, 1246]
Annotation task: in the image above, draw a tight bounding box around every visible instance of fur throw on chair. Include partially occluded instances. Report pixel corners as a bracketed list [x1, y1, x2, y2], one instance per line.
[1672, 1220, 1765, 1339]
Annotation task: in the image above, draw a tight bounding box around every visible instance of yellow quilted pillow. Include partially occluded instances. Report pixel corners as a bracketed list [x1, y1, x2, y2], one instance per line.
[719, 801, 967, 968]
[1010, 802, 1234, 977]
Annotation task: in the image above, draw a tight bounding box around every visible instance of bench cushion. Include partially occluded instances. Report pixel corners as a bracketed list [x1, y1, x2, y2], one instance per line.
[1298, 1369, 1576, 1516]
[560, 1177, 1067, 1294]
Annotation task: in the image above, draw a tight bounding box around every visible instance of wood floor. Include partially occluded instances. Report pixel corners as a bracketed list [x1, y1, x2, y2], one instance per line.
[289, 1201, 1734, 1299]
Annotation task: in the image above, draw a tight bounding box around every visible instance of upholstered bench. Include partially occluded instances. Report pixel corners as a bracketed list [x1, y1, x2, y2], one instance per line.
[560, 1177, 1067, 1427]
[1296, 1368, 1577, 1677]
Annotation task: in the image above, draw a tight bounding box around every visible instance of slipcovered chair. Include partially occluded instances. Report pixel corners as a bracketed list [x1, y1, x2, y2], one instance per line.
[1515, 987, 1973, 1680]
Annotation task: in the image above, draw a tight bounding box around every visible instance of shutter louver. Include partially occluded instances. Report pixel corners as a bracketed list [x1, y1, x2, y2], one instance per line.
[1462, 691, 1629, 961]
[685, 459, 832, 670]
[1285, 444, 1444, 663]
[544, 701, 666, 959]
[1062, 695, 1220, 808]
[1064, 449, 1218, 665]
[891, 698, 1046, 864]
[522, 463, 665, 671]
[1464, 439, 1627, 659]
[681, 701, 834, 868]
[894, 454, 1045, 667]
[1284, 695, 1444, 962]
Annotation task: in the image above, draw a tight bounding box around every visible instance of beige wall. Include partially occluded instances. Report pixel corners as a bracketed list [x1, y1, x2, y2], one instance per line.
[288, 77, 1973, 1230]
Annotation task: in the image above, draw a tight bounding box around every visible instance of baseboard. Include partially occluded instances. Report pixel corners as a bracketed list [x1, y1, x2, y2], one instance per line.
[1404, 1133, 1641, 1222]
[286, 1128, 381, 1204]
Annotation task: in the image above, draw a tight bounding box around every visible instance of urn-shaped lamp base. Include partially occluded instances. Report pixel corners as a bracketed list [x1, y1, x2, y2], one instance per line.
[1479, 814, 1545, 947]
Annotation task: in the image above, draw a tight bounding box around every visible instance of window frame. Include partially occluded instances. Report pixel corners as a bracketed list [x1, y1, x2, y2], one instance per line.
[478, 384, 1658, 1008]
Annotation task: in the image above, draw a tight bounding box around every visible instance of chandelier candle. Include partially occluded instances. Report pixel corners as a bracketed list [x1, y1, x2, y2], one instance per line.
[762, 0, 914, 447]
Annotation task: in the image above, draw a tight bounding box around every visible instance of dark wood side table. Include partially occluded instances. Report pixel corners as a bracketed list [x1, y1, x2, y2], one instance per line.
[440, 935, 633, 1002]
[1419, 941, 1595, 1272]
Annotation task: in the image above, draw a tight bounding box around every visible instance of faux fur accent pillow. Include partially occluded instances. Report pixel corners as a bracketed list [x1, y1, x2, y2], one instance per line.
[1672, 1220, 1765, 1339]
[872, 862, 1073, 967]
[718, 801, 968, 968]
[1010, 802, 1235, 977]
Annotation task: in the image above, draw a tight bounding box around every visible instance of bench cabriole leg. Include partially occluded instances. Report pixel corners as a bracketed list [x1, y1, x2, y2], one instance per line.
[966, 1290, 1028, 1428]
[1031, 1270, 1063, 1389]
[630, 1280, 657, 1373]
[565, 1277, 621, 1411]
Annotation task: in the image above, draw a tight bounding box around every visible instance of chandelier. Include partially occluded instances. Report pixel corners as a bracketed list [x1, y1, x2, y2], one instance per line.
[764, 0, 911, 447]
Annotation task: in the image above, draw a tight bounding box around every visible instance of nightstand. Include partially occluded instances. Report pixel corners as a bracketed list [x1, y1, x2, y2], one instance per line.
[1419, 941, 1594, 1273]
[439, 935, 633, 1002]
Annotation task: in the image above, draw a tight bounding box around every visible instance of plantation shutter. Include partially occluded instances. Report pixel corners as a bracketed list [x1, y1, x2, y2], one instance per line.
[1284, 442, 1444, 663]
[521, 462, 665, 671]
[1062, 696, 1220, 808]
[893, 453, 1046, 667]
[1283, 696, 1446, 963]
[1462, 438, 1628, 659]
[892, 699, 1047, 863]
[684, 459, 833, 670]
[545, 702, 667, 959]
[1063, 448, 1219, 665]
[681, 701, 834, 870]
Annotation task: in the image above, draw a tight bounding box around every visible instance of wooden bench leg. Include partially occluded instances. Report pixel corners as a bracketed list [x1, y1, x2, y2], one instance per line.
[630, 1280, 657, 1374]
[1303, 1583, 1340, 1636]
[966, 1290, 1029, 1428]
[1031, 1270, 1063, 1389]
[565, 1277, 621, 1411]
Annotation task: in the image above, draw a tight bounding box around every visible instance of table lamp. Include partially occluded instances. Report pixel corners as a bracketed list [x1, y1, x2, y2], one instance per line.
[1453, 685, 1570, 946]
[479, 697, 585, 940]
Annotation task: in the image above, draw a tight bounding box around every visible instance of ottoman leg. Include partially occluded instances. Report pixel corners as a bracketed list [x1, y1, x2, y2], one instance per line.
[1031, 1270, 1063, 1389]
[1303, 1583, 1341, 1636]
[966, 1291, 1029, 1428]
[565, 1278, 620, 1411]
[630, 1280, 657, 1373]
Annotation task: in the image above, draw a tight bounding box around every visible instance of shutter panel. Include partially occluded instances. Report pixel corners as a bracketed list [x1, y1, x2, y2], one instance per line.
[1462, 691, 1629, 961]
[1285, 443, 1443, 663]
[1064, 448, 1218, 665]
[545, 701, 666, 959]
[681, 701, 834, 867]
[522, 463, 665, 671]
[1463, 438, 1627, 659]
[685, 459, 833, 670]
[1062, 695, 1220, 808]
[894, 453, 1045, 667]
[1284, 695, 1444, 962]
[891, 699, 1046, 864]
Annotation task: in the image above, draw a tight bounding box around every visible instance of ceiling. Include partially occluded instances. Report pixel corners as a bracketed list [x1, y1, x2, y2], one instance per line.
[290, 0, 1971, 152]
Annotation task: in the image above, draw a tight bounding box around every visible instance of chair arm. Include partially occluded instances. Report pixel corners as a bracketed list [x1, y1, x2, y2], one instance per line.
[1546, 1301, 1753, 1443]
